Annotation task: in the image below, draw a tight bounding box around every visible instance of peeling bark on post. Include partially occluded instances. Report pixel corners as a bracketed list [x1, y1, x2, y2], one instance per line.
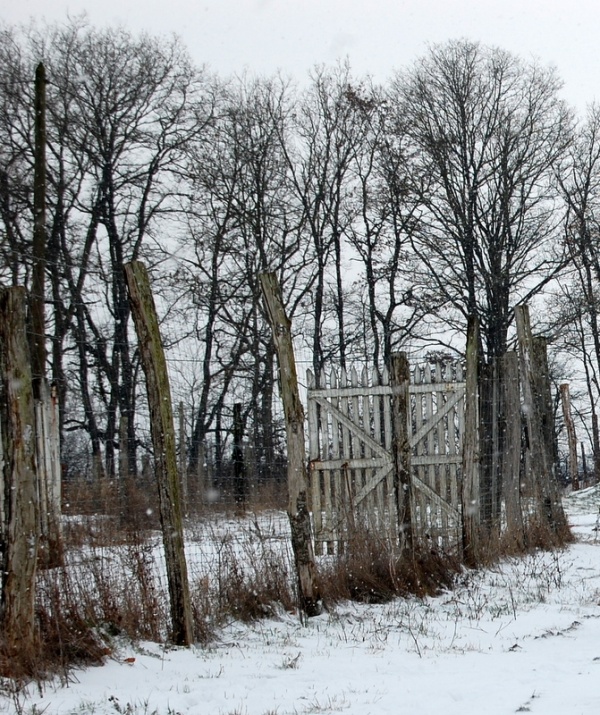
[0, 287, 39, 657]
[462, 316, 480, 566]
[124, 261, 193, 646]
[390, 353, 414, 554]
[259, 272, 321, 617]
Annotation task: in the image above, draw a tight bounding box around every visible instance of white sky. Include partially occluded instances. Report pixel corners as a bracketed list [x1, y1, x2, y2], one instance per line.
[2, 0, 600, 111]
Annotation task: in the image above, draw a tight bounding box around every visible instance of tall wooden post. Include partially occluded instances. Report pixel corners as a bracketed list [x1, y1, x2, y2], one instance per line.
[502, 351, 524, 547]
[27, 62, 63, 567]
[390, 353, 414, 554]
[0, 288, 39, 658]
[124, 261, 193, 646]
[462, 316, 480, 566]
[30, 62, 47, 395]
[259, 272, 321, 618]
[560, 383, 579, 491]
[515, 304, 567, 535]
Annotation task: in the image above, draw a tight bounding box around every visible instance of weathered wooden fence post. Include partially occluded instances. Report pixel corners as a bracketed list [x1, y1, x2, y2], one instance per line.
[0, 287, 39, 659]
[390, 353, 414, 554]
[27, 62, 64, 568]
[259, 272, 321, 617]
[124, 261, 194, 646]
[560, 383, 579, 491]
[515, 304, 567, 535]
[462, 316, 480, 566]
[502, 351, 524, 547]
[35, 381, 63, 566]
[30, 62, 47, 394]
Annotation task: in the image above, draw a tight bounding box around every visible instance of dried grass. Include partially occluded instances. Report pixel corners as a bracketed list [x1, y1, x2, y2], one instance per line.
[318, 529, 461, 606]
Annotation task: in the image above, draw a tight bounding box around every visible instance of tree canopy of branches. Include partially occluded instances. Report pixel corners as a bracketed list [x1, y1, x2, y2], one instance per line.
[394, 40, 572, 361]
[0, 23, 592, 488]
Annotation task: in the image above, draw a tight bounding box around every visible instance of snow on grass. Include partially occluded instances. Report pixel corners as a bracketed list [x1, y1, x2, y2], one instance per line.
[3, 491, 600, 715]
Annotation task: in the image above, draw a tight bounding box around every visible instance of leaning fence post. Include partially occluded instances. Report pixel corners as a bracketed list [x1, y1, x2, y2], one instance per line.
[259, 272, 321, 618]
[390, 352, 414, 554]
[124, 261, 193, 646]
[462, 316, 480, 566]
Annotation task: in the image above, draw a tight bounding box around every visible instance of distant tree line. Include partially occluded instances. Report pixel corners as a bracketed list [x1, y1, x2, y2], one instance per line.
[1, 19, 598, 489]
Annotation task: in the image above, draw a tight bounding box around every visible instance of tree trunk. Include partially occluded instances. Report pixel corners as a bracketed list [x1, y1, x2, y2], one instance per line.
[233, 402, 247, 509]
[560, 384, 579, 491]
[178, 402, 188, 515]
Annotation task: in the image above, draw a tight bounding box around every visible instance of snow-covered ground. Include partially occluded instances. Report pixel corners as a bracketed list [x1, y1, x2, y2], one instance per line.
[3, 489, 600, 715]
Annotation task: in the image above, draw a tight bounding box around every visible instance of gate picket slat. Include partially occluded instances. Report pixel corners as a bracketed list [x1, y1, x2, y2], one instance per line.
[371, 368, 386, 532]
[325, 368, 336, 551]
[436, 366, 450, 546]
[414, 366, 427, 536]
[350, 368, 362, 526]
[425, 365, 438, 543]
[381, 368, 396, 532]
[339, 368, 351, 547]
[452, 363, 463, 522]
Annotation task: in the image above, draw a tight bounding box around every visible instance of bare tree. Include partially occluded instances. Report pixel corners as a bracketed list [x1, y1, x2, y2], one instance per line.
[554, 104, 600, 475]
[284, 62, 368, 375]
[394, 40, 572, 360]
[179, 75, 310, 485]
[0, 20, 213, 482]
[343, 81, 425, 367]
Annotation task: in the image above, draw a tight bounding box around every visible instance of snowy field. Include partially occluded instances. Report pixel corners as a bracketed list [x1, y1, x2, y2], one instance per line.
[3, 489, 600, 715]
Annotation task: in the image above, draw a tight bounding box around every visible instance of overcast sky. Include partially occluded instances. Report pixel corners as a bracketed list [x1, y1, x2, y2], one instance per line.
[3, 0, 600, 112]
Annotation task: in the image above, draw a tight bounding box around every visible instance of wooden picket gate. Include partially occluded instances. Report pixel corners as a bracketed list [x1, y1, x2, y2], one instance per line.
[307, 361, 465, 554]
